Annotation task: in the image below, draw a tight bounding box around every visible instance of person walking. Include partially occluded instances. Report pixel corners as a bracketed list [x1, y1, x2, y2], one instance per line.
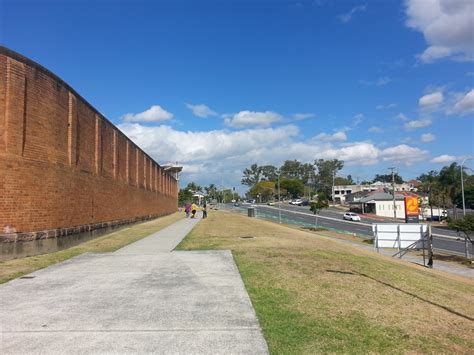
[184, 203, 191, 218]
[202, 202, 208, 219]
[191, 202, 198, 218]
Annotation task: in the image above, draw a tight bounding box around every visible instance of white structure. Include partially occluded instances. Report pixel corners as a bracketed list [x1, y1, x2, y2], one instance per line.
[333, 181, 417, 204]
[372, 224, 428, 249]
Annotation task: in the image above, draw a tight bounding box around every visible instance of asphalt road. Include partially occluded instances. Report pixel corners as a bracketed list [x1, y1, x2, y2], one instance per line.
[230, 203, 472, 257]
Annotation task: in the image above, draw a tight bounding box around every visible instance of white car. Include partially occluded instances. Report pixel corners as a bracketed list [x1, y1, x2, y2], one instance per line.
[343, 212, 361, 222]
[290, 199, 303, 205]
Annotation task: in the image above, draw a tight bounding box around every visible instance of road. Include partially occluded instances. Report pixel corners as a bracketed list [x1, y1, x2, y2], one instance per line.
[229, 203, 472, 257]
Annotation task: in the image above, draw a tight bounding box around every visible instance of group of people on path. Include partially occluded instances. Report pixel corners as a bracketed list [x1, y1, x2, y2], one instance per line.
[184, 202, 208, 219]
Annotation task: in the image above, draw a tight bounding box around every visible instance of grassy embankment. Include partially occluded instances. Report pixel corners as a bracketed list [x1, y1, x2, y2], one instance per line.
[0, 213, 183, 284]
[177, 211, 474, 354]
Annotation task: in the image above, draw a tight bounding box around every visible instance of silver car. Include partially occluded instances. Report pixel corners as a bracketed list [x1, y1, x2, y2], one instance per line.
[343, 212, 361, 221]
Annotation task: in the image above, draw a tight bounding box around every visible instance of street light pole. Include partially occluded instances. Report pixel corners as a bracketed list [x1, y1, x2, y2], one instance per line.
[277, 172, 281, 224]
[461, 157, 473, 216]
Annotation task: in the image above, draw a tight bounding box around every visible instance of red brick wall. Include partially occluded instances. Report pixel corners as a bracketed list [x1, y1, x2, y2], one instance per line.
[0, 47, 178, 233]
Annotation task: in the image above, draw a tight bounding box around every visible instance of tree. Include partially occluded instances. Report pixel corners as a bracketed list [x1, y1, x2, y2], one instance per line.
[241, 163, 262, 186]
[204, 184, 217, 200]
[178, 188, 193, 206]
[454, 174, 474, 209]
[373, 173, 403, 184]
[418, 170, 440, 220]
[314, 159, 344, 196]
[439, 162, 462, 217]
[280, 160, 315, 184]
[260, 165, 279, 181]
[249, 181, 276, 201]
[280, 178, 304, 199]
[310, 194, 329, 227]
[186, 182, 202, 193]
[334, 176, 353, 185]
[448, 214, 474, 258]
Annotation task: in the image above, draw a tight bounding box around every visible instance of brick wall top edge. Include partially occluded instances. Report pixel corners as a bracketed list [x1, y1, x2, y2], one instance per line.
[0, 45, 173, 176]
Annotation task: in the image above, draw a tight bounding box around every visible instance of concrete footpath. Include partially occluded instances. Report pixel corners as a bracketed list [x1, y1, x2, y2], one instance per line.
[0, 215, 269, 354]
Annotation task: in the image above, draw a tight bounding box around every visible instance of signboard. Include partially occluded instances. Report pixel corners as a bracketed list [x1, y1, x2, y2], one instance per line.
[372, 224, 427, 249]
[404, 197, 419, 223]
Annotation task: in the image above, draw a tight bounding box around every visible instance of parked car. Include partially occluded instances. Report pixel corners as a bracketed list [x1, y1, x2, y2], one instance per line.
[343, 212, 361, 221]
[267, 201, 276, 206]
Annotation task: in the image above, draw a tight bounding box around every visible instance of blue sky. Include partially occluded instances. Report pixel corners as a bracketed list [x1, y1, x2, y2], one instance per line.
[1, 0, 473, 192]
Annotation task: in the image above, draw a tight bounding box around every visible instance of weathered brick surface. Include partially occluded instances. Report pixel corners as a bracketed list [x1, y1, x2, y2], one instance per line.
[0, 47, 177, 235]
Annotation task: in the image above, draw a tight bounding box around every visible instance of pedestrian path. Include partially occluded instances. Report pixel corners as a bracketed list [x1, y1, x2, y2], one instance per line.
[0, 214, 268, 354]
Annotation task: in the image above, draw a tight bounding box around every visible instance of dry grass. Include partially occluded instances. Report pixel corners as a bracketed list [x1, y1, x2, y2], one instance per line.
[0, 213, 183, 284]
[178, 211, 474, 354]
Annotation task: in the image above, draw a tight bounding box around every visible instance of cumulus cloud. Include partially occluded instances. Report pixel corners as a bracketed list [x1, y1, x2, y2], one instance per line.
[404, 119, 432, 130]
[223, 111, 283, 128]
[431, 154, 459, 163]
[315, 131, 347, 142]
[292, 113, 315, 120]
[118, 123, 424, 187]
[419, 91, 444, 110]
[420, 133, 436, 142]
[338, 4, 367, 23]
[381, 144, 429, 165]
[121, 105, 173, 122]
[185, 103, 217, 118]
[450, 89, 474, 115]
[405, 0, 474, 63]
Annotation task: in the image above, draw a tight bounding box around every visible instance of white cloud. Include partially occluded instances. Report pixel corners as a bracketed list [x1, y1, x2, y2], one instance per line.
[353, 113, 364, 126]
[404, 119, 432, 130]
[376, 77, 392, 86]
[224, 111, 282, 128]
[117, 123, 412, 187]
[121, 105, 173, 122]
[405, 0, 474, 63]
[431, 154, 458, 163]
[420, 133, 436, 142]
[368, 126, 383, 133]
[315, 131, 347, 142]
[450, 89, 474, 115]
[292, 113, 315, 120]
[419, 91, 444, 110]
[381, 144, 429, 165]
[376, 103, 397, 110]
[185, 103, 217, 118]
[396, 113, 409, 121]
[338, 4, 367, 23]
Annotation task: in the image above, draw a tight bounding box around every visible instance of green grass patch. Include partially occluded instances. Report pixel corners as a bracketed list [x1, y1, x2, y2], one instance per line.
[177, 211, 474, 354]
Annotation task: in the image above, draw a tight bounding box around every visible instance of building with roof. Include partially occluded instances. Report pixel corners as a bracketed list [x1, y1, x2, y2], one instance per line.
[333, 181, 420, 204]
[349, 191, 422, 219]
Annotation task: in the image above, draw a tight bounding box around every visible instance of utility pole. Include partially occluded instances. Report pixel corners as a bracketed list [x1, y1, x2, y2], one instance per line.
[332, 169, 336, 206]
[277, 171, 281, 224]
[461, 157, 473, 216]
[389, 167, 397, 219]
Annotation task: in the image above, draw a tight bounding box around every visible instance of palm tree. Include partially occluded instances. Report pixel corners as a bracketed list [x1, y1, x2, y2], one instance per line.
[205, 184, 217, 199]
[418, 170, 439, 220]
[439, 163, 461, 218]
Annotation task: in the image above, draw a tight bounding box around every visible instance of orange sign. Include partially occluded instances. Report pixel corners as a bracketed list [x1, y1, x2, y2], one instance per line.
[404, 197, 419, 216]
